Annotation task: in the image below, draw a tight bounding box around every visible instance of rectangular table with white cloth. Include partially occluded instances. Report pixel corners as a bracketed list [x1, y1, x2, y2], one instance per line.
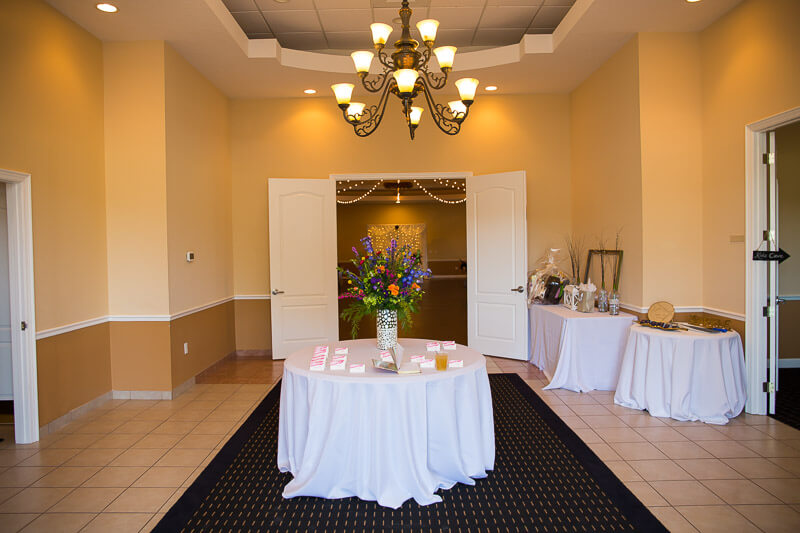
[529, 304, 636, 392]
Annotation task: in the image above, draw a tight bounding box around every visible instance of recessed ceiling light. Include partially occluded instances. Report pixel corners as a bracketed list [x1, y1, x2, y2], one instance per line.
[485, 86, 498, 91]
[96, 3, 117, 13]
[304, 89, 317, 94]
[685, 0, 701, 3]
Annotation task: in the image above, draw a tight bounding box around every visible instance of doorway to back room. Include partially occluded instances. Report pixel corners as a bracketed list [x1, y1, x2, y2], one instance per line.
[336, 178, 467, 345]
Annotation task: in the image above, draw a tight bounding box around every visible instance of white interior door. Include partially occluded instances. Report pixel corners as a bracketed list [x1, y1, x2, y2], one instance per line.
[0, 184, 11, 400]
[466, 171, 528, 359]
[268, 179, 338, 359]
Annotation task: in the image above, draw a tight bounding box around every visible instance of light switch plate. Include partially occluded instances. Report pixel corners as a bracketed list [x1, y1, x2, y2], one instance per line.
[186, 251, 195, 262]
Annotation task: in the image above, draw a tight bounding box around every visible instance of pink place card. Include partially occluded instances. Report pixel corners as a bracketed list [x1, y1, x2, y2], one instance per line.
[448, 359, 463, 368]
[420, 358, 435, 369]
[349, 363, 366, 373]
[334, 347, 349, 356]
[313, 346, 329, 356]
[426, 342, 441, 352]
[442, 341, 456, 350]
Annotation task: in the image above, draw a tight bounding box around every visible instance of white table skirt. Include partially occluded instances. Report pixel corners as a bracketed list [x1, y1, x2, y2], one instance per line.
[529, 304, 636, 392]
[277, 339, 495, 509]
[614, 325, 747, 425]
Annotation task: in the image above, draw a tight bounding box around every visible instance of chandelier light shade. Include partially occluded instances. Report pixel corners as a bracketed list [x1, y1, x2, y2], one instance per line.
[331, 0, 478, 140]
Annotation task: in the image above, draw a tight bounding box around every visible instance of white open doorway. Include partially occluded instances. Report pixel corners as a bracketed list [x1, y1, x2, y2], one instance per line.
[0, 168, 39, 443]
[745, 106, 800, 416]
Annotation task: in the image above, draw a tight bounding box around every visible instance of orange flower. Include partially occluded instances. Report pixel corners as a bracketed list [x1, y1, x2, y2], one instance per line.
[388, 284, 399, 296]
[411, 283, 420, 290]
[377, 265, 385, 273]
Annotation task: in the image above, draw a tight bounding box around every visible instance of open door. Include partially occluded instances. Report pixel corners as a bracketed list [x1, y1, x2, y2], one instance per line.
[466, 171, 528, 359]
[268, 179, 338, 359]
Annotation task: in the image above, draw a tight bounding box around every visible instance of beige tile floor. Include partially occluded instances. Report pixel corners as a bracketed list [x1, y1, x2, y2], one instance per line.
[0, 357, 798, 532]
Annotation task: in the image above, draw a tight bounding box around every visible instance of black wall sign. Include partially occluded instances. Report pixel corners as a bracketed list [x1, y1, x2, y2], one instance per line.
[752, 249, 791, 263]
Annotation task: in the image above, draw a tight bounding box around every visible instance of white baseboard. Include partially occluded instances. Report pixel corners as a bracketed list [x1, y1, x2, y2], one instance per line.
[112, 376, 196, 401]
[40, 390, 113, 436]
[779, 358, 800, 368]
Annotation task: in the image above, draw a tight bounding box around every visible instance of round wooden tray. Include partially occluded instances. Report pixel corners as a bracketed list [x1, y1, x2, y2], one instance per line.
[647, 301, 675, 323]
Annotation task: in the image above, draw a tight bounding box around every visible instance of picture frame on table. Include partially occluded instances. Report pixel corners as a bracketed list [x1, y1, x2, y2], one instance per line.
[583, 249, 623, 291]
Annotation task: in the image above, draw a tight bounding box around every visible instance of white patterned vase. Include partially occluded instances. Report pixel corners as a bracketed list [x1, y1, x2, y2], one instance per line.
[376, 309, 398, 350]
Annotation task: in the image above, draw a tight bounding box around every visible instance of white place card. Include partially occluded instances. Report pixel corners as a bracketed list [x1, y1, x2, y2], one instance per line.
[420, 358, 435, 369]
[310, 362, 326, 371]
[349, 363, 366, 373]
[334, 347, 349, 356]
[426, 342, 441, 352]
[409, 355, 426, 363]
[379, 350, 393, 362]
[442, 341, 456, 350]
[330, 357, 347, 371]
[313, 346, 329, 356]
[448, 359, 464, 368]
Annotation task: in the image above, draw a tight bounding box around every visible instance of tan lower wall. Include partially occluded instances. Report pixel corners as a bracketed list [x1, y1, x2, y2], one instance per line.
[170, 300, 236, 388]
[36, 323, 111, 426]
[109, 321, 172, 391]
[234, 299, 271, 352]
[779, 301, 800, 359]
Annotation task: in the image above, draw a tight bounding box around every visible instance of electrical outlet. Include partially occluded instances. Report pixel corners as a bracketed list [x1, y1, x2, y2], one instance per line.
[184, 342, 189, 355]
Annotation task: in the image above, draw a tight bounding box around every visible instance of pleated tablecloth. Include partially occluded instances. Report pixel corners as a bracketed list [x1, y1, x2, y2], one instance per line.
[277, 339, 495, 508]
[614, 325, 746, 425]
[529, 304, 637, 392]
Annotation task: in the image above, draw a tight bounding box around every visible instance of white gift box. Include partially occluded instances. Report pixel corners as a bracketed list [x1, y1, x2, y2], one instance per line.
[334, 347, 349, 356]
[448, 359, 464, 368]
[442, 341, 456, 350]
[409, 355, 426, 363]
[420, 358, 435, 369]
[426, 342, 441, 352]
[379, 350, 393, 362]
[349, 363, 366, 373]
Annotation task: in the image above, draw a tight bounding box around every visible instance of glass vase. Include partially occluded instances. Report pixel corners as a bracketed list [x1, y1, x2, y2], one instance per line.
[376, 309, 398, 350]
[609, 290, 620, 315]
[597, 289, 609, 312]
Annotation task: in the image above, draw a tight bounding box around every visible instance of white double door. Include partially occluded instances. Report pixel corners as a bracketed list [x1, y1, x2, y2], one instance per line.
[268, 172, 528, 360]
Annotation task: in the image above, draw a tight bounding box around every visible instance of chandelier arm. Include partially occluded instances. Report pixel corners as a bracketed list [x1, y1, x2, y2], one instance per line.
[419, 65, 448, 91]
[359, 69, 391, 93]
[350, 80, 394, 137]
[418, 46, 431, 70]
[376, 47, 395, 70]
[419, 79, 461, 136]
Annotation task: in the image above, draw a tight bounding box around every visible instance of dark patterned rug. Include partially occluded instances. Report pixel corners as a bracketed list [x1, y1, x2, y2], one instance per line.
[772, 368, 800, 431]
[154, 374, 666, 532]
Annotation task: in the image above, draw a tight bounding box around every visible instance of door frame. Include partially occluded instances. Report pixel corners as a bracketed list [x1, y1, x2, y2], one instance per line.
[744, 106, 800, 415]
[0, 168, 38, 443]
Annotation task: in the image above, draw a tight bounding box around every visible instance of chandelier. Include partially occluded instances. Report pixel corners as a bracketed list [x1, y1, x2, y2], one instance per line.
[330, 0, 479, 140]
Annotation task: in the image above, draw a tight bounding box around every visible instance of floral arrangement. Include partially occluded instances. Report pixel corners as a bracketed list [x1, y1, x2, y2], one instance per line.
[338, 236, 431, 338]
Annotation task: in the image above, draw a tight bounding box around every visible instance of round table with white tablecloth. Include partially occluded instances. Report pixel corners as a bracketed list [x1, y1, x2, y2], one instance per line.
[277, 338, 495, 509]
[614, 325, 746, 425]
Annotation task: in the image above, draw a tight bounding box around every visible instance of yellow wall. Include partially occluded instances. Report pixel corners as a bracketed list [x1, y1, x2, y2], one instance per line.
[570, 37, 643, 304]
[0, 0, 112, 425]
[700, 0, 800, 314]
[638, 33, 704, 307]
[0, 0, 109, 329]
[231, 94, 572, 296]
[336, 202, 466, 262]
[164, 46, 234, 315]
[104, 41, 170, 317]
[776, 120, 800, 296]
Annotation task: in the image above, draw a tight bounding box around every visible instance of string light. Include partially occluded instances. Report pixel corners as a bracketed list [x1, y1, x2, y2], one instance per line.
[336, 180, 383, 204]
[413, 179, 467, 204]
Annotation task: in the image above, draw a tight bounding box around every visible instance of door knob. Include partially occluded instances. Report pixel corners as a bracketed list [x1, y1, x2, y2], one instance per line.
[511, 286, 525, 293]
[271, 289, 285, 295]
[776, 297, 786, 305]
